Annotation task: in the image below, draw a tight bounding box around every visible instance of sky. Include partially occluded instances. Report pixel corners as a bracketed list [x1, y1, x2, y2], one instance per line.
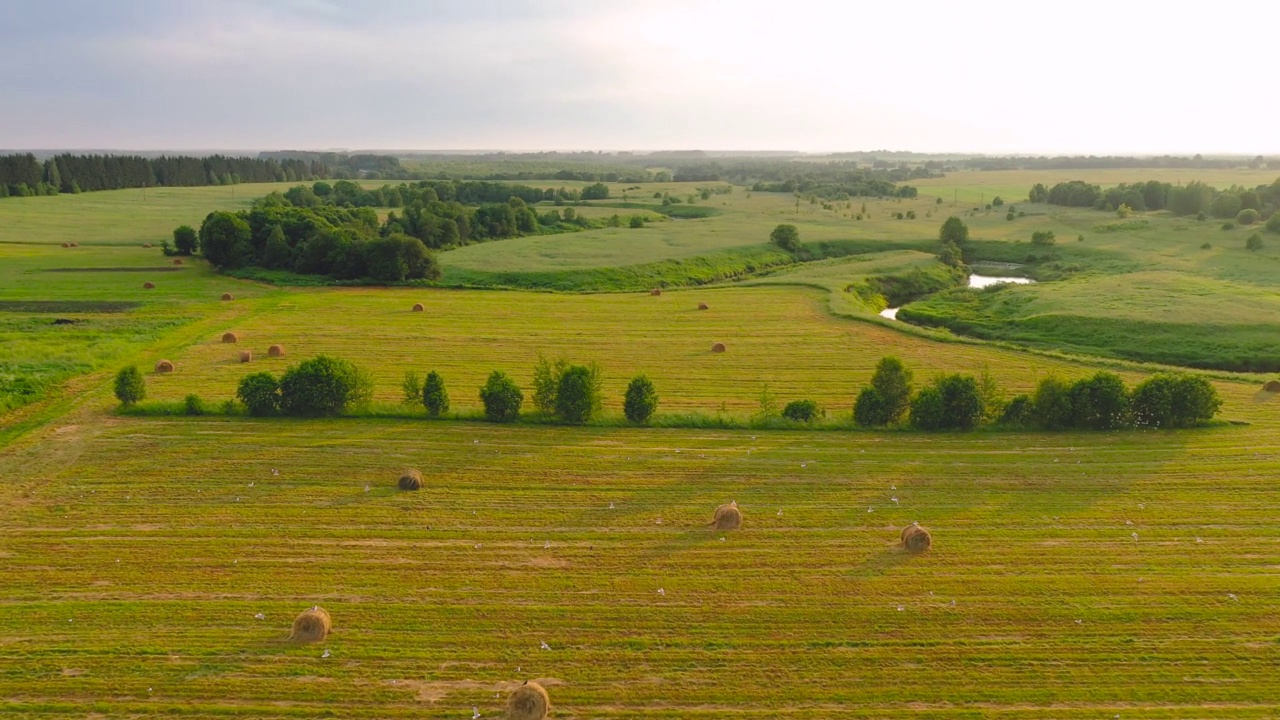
[2, 0, 1278, 155]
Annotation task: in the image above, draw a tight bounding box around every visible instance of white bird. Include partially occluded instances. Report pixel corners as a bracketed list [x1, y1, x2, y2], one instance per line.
[1228, 593, 1238, 602]
[235, 497, 240, 502]
[1196, 537, 1204, 543]
[473, 440, 479, 444]
[543, 540, 550, 549]
[474, 543, 482, 549]
[148, 687, 152, 693]
[248, 482, 254, 487]
[867, 507, 874, 513]
[657, 588, 665, 596]
[322, 649, 330, 658]
[364, 485, 370, 493]
[776, 509, 783, 517]
[890, 496, 899, 504]
[1131, 532, 1138, 541]
[675, 449, 680, 453]
[540, 640, 551, 651]
[1075, 619, 1082, 624]
[750, 436, 757, 440]
[655, 518, 662, 525]
[473, 707, 481, 719]
[254, 613, 265, 620]
[890, 485, 896, 490]
[897, 606, 904, 612]
[271, 469, 279, 476]
[609, 502, 615, 509]
[1125, 520, 1133, 525]
[800, 463, 806, 468]
[115, 559, 120, 563]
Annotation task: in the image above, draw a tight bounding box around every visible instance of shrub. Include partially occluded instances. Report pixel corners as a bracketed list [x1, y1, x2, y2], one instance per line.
[623, 375, 658, 424]
[1210, 193, 1242, 219]
[1221, 222, 1235, 231]
[1031, 230, 1056, 246]
[401, 371, 422, 406]
[781, 399, 821, 423]
[278, 356, 372, 416]
[911, 374, 983, 430]
[183, 394, 207, 416]
[113, 366, 145, 406]
[854, 387, 889, 427]
[555, 365, 601, 424]
[770, 224, 801, 252]
[871, 356, 913, 424]
[1267, 212, 1280, 234]
[1067, 372, 1130, 429]
[939, 216, 969, 245]
[1201, 242, 1212, 249]
[1196, 211, 1207, 221]
[421, 370, 449, 417]
[1246, 233, 1263, 251]
[172, 225, 198, 255]
[1000, 394, 1033, 427]
[629, 215, 645, 229]
[1006, 212, 1015, 221]
[992, 196, 1004, 206]
[237, 371, 281, 416]
[1237, 208, 1259, 225]
[1030, 376, 1074, 430]
[1116, 203, 1132, 218]
[479, 370, 523, 422]
[1131, 373, 1220, 428]
[532, 354, 570, 414]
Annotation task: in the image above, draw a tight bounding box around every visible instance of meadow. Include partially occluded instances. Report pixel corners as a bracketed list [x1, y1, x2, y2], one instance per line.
[1, 169, 1279, 718]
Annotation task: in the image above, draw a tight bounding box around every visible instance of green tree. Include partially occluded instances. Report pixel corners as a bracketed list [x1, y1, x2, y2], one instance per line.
[623, 375, 658, 424]
[1028, 183, 1049, 203]
[871, 356, 913, 424]
[401, 371, 422, 405]
[172, 225, 198, 255]
[1246, 233, 1264, 251]
[365, 234, 439, 282]
[555, 365, 601, 424]
[1237, 209, 1259, 225]
[629, 215, 645, 229]
[236, 372, 281, 416]
[1067, 372, 1130, 429]
[113, 366, 145, 406]
[1030, 230, 1056, 246]
[908, 387, 945, 430]
[532, 355, 570, 414]
[939, 216, 969, 246]
[262, 224, 292, 269]
[278, 356, 372, 416]
[422, 370, 450, 417]
[479, 370, 523, 422]
[782, 399, 821, 423]
[1031, 376, 1074, 430]
[1210, 193, 1242, 219]
[770, 224, 801, 252]
[198, 211, 253, 268]
[1131, 373, 1220, 428]
[1266, 213, 1280, 234]
[853, 387, 889, 427]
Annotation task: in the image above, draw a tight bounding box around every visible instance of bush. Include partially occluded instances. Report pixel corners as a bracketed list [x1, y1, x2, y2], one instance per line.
[172, 225, 198, 255]
[939, 216, 969, 245]
[1006, 211, 1015, 221]
[623, 375, 658, 424]
[629, 215, 645, 229]
[1210, 193, 1242, 219]
[1267, 213, 1280, 234]
[1237, 208, 1259, 225]
[555, 365, 602, 424]
[1067, 372, 1130, 429]
[853, 387, 888, 427]
[1221, 222, 1235, 231]
[278, 355, 372, 416]
[910, 374, 983, 430]
[1000, 394, 1033, 427]
[236, 371, 281, 416]
[421, 370, 449, 417]
[781, 399, 821, 423]
[1131, 373, 1220, 428]
[770, 224, 801, 252]
[1030, 376, 1073, 430]
[1201, 242, 1212, 249]
[871, 356, 913, 424]
[183, 394, 207, 416]
[1031, 230, 1056, 246]
[113, 366, 145, 406]
[532, 355, 570, 414]
[401, 371, 421, 406]
[479, 370, 523, 422]
[1246, 233, 1263, 251]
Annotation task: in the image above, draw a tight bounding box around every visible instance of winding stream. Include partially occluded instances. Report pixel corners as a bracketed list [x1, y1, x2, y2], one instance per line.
[880, 274, 1035, 321]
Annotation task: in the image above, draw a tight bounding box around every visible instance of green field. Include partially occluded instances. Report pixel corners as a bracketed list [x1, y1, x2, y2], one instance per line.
[2, 171, 1279, 718]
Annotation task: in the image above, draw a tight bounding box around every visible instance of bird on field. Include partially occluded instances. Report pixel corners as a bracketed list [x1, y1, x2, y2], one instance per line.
[777, 509, 783, 517]
[322, 649, 331, 658]
[271, 469, 279, 476]
[658, 588, 665, 596]
[891, 485, 896, 490]
[1196, 537, 1204, 543]
[544, 540, 550, 549]
[472, 707, 481, 719]
[254, 613, 264, 620]
[248, 482, 254, 487]
[540, 640, 551, 651]
[609, 502, 615, 509]
[1131, 532, 1139, 541]
[1228, 593, 1238, 602]
[867, 507, 874, 513]
[891, 496, 899, 505]
[1075, 619, 1082, 624]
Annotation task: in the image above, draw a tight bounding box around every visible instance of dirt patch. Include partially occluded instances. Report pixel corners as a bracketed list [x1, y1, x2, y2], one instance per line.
[61, 668, 88, 677]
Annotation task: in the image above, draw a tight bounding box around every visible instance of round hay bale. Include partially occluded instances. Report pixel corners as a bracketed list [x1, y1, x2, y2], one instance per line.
[901, 524, 932, 553]
[154, 360, 174, 373]
[143, 243, 152, 248]
[712, 502, 742, 531]
[142, 282, 155, 289]
[698, 302, 709, 310]
[69, 242, 78, 247]
[412, 303, 425, 312]
[506, 681, 550, 720]
[221, 292, 234, 301]
[61, 242, 70, 248]
[268, 344, 285, 358]
[1263, 380, 1280, 393]
[711, 342, 726, 353]
[222, 332, 238, 344]
[173, 258, 183, 265]
[650, 288, 662, 296]
[398, 468, 423, 491]
[289, 606, 331, 643]
[239, 350, 252, 363]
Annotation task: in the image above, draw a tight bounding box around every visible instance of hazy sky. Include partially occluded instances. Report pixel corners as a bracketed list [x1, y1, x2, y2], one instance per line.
[3, 0, 1278, 154]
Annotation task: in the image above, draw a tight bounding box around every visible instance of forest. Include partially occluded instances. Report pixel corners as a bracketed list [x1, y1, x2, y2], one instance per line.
[0, 153, 322, 197]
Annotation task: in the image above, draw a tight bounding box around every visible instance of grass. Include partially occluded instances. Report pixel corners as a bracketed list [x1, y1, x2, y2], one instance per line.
[1, 169, 1279, 717]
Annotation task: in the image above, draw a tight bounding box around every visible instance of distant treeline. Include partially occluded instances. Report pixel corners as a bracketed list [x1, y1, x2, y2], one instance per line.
[973, 154, 1279, 171]
[1030, 178, 1280, 217]
[258, 151, 405, 179]
[0, 153, 323, 198]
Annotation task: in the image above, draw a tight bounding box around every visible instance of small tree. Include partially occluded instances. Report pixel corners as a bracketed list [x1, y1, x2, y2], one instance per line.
[909, 387, 945, 430]
[782, 399, 821, 423]
[623, 375, 658, 424]
[1116, 203, 1133, 219]
[1030, 376, 1074, 430]
[422, 371, 449, 417]
[939, 216, 969, 246]
[770, 224, 801, 253]
[1000, 395, 1033, 427]
[555, 365, 601, 424]
[1237, 208, 1259, 225]
[1031, 230, 1056, 246]
[113, 366, 145, 406]
[629, 215, 645, 229]
[853, 387, 889, 426]
[401, 371, 422, 406]
[172, 225, 198, 256]
[1246, 233, 1264, 251]
[1067, 372, 1130, 430]
[1265, 213, 1280, 234]
[532, 354, 570, 415]
[871, 356, 913, 424]
[278, 355, 372, 417]
[1131, 373, 1220, 428]
[479, 370, 523, 422]
[237, 372, 281, 416]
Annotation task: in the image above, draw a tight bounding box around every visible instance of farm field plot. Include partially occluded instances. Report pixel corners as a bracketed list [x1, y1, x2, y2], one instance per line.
[1, 408, 1278, 719]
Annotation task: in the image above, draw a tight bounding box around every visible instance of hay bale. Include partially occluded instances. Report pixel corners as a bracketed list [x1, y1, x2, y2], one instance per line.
[698, 302, 709, 310]
[143, 243, 152, 248]
[711, 342, 726, 353]
[398, 468, 423, 491]
[506, 681, 550, 720]
[289, 606, 331, 643]
[222, 332, 238, 344]
[69, 242, 78, 247]
[268, 344, 285, 358]
[650, 288, 662, 296]
[173, 258, 183, 265]
[712, 502, 742, 530]
[901, 524, 932, 553]
[154, 360, 174, 373]
[1264, 380, 1280, 393]
[239, 350, 252, 363]
[61, 242, 70, 248]
[412, 303, 425, 312]
[142, 282, 155, 289]
[221, 293, 234, 301]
